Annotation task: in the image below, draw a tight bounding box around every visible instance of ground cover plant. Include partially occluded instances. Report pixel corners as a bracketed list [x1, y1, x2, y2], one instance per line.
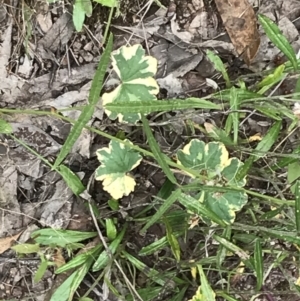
[2, 1, 300, 301]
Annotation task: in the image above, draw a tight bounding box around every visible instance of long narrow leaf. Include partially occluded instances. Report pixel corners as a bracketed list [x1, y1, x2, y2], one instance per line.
[229, 87, 239, 144]
[237, 120, 281, 180]
[92, 224, 127, 271]
[142, 115, 177, 184]
[258, 14, 298, 70]
[254, 239, 263, 290]
[164, 218, 181, 262]
[197, 265, 216, 301]
[54, 34, 113, 168]
[206, 50, 231, 88]
[213, 235, 253, 269]
[140, 189, 181, 234]
[104, 98, 221, 113]
[295, 180, 300, 233]
[178, 193, 227, 227]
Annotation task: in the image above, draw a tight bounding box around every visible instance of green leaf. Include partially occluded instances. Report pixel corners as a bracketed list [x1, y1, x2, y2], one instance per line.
[81, 0, 92, 16]
[177, 140, 226, 177]
[93, 0, 117, 7]
[31, 229, 97, 247]
[178, 193, 227, 227]
[257, 64, 285, 89]
[108, 199, 119, 210]
[217, 292, 241, 301]
[257, 227, 300, 245]
[213, 235, 253, 269]
[288, 161, 300, 193]
[106, 218, 117, 240]
[206, 50, 230, 88]
[213, 89, 261, 103]
[253, 120, 281, 161]
[216, 226, 231, 269]
[73, 0, 86, 32]
[95, 139, 142, 199]
[254, 239, 263, 291]
[258, 14, 298, 70]
[196, 265, 216, 301]
[56, 245, 102, 274]
[164, 218, 181, 262]
[229, 87, 239, 144]
[122, 250, 170, 286]
[58, 165, 85, 196]
[92, 225, 127, 271]
[0, 119, 13, 133]
[50, 256, 94, 301]
[104, 98, 221, 114]
[204, 122, 234, 146]
[50, 270, 77, 301]
[11, 243, 40, 254]
[140, 189, 181, 234]
[34, 254, 49, 283]
[254, 105, 282, 120]
[177, 140, 247, 224]
[142, 115, 177, 184]
[237, 120, 281, 180]
[295, 181, 300, 233]
[103, 44, 159, 123]
[53, 34, 113, 168]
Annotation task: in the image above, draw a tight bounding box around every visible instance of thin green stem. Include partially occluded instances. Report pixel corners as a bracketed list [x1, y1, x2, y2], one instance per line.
[103, 6, 114, 45]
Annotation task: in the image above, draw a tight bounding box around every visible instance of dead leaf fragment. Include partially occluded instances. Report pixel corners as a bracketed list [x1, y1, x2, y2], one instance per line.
[215, 0, 260, 65]
[0, 232, 22, 254]
[248, 133, 262, 142]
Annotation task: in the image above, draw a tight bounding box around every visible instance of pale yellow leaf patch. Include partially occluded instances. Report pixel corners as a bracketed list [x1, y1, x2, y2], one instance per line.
[248, 133, 262, 142]
[98, 173, 136, 200]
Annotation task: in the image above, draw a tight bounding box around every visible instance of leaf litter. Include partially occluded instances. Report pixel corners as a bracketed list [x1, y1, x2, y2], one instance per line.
[1, 0, 300, 300]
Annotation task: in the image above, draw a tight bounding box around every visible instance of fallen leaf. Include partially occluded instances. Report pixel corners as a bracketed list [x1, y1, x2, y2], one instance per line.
[215, 0, 260, 65]
[248, 133, 262, 142]
[0, 232, 22, 254]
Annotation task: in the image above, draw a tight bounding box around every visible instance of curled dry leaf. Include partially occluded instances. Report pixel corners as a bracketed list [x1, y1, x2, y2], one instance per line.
[0, 232, 22, 255]
[215, 0, 260, 65]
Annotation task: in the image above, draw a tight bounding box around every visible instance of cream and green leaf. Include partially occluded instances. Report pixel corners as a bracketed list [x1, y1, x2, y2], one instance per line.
[177, 139, 247, 224]
[102, 44, 159, 123]
[95, 139, 142, 199]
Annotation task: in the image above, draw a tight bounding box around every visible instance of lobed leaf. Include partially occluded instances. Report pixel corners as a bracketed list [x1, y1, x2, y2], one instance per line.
[95, 139, 142, 199]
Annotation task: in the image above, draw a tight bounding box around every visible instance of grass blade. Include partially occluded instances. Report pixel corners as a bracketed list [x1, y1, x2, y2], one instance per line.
[295, 180, 300, 233]
[206, 50, 231, 88]
[142, 115, 177, 184]
[237, 120, 281, 180]
[216, 226, 231, 269]
[140, 189, 181, 234]
[213, 234, 253, 269]
[178, 193, 227, 227]
[258, 14, 298, 70]
[58, 165, 85, 195]
[164, 218, 181, 262]
[92, 224, 127, 271]
[217, 292, 241, 301]
[197, 265, 216, 301]
[229, 87, 239, 144]
[254, 238, 263, 290]
[104, 98, 221, 113]
[53, 34, 113, 168]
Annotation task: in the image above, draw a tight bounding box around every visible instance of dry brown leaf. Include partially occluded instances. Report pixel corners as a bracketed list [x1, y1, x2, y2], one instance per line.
[0, 232, 22, 254]
[214, 0, 260, 65]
